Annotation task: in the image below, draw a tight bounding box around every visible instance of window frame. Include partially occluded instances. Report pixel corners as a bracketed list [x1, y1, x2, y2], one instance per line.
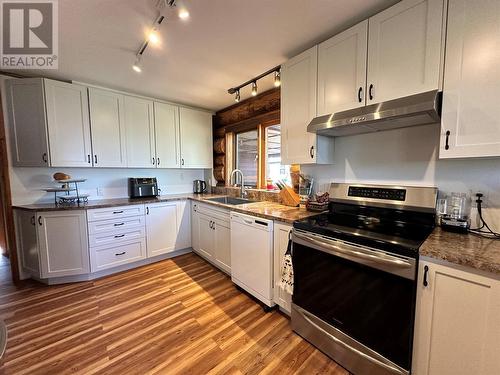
[231, 117, 281, 189]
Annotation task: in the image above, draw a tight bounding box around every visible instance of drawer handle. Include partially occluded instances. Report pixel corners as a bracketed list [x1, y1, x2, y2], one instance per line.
[114, 234, 125, 238]
[114, 222, 125, 226]
[113, 210, 124, 214]
[115, 251, 126, 256]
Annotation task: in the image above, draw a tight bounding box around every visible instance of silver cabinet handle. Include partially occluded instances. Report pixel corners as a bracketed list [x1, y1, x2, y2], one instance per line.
[293, 231, 412, 269]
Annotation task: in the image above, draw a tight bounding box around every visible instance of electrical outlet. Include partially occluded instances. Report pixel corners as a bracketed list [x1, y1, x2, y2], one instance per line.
[96, 187, 103, 196]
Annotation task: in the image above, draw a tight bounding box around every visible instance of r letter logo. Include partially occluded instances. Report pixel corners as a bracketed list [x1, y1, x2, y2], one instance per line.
[1, 0, 58, 69]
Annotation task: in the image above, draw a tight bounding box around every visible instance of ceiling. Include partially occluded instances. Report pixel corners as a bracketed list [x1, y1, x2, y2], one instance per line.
[15, 0, 399, 111]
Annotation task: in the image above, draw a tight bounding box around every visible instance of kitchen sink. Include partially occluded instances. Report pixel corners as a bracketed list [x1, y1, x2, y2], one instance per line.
[205, 196, 258, 205]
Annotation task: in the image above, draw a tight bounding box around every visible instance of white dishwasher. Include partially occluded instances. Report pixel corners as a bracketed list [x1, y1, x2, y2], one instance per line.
[230, 212, 275, 308]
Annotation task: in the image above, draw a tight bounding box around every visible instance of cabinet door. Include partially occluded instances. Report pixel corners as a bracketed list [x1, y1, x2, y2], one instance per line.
[179, 107, 213, 168]
[175, 200, 191, 250]
[154, 102, 181, 168]
[5, 78, 50, 166]
[88, 87, 127, 167]
[367, 0, 444, 104]
[145, 202, 178, 257]
[123, 95, 156, 168]
[14, 210, 39, 276]
[317, 20, 368, 115]
[273, 222, 292, 314]
[440, 0, 500, 158]
[44, 80, 93, 167]
[281, 46, 334, 164]
[213, 218, 230, 273]
[413, 260, 500, 375]
[36, 211, 90, 278]
[197, 213, 214, 260]
[191, 203, 200, 252]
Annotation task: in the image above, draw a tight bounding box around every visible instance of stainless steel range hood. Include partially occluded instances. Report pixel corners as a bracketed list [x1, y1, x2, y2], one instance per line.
[307, 90, 442, 137]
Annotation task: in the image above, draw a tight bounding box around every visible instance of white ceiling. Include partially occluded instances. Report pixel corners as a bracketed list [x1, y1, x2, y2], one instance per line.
[16, 0, 399, 111]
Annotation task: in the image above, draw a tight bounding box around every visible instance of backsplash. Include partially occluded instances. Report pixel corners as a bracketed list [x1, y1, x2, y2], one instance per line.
[9, 167, 205, 205]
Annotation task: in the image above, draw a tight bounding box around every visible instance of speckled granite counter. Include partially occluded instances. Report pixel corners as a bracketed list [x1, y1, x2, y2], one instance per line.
[13, 193, 321, 224]
[420, 227, 500, 275]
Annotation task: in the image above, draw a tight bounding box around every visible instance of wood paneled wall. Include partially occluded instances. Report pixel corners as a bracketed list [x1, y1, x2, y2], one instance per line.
[213, 88, 280, 186]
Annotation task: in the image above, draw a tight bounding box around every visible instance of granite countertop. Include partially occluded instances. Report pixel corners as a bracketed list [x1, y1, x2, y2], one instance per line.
[420, 227, 500, 275]
[13, 193, 321, 224]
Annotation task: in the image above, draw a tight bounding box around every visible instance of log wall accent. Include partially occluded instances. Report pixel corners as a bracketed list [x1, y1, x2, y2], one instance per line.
[212, 87, 280, 186]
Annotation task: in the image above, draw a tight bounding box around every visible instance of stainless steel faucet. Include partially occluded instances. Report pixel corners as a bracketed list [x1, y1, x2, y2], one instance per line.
[229, 169, 247, 198]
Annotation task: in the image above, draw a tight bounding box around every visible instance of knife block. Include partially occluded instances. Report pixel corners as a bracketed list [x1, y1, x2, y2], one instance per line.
[279, 186, 301, 207]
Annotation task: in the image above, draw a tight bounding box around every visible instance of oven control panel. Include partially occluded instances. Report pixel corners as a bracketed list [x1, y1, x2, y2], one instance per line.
[348, 186, 406, 201]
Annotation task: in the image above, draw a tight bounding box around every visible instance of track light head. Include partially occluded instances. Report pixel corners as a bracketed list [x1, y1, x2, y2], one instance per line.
[274, 70, 281, 87]
[132, 57, 142, 73]
[251, 81, 258, 96]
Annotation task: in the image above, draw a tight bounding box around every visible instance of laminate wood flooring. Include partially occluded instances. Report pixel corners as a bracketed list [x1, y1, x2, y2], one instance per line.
[0, 253, 349, 374]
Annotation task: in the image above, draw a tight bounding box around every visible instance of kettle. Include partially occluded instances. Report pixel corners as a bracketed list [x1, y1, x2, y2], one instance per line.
[193, 180, 207, 194]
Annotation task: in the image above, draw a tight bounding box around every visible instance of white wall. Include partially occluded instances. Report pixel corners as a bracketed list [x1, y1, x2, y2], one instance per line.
[302, 124, 500, 229]
[9, 167, 204, 205]
[0, 75, 206, 206]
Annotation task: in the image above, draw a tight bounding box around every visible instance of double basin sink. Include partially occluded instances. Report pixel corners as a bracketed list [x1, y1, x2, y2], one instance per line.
[205, 196, 258, 206]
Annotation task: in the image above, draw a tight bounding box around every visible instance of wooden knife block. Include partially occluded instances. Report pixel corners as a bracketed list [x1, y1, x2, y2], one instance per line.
[279, 186, 301, 207]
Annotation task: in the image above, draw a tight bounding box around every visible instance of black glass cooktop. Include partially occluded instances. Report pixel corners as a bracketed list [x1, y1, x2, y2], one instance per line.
[294, 202, 435, 258]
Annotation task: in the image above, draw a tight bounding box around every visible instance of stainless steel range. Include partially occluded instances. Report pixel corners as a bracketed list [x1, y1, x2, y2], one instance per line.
[291, 183, 437, 375]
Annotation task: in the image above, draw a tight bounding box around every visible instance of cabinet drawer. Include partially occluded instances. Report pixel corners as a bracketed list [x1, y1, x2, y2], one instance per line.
[89, 227, 145, 247]
[87, 204, 144, 222]
[195, 202, 230, 222]
[90, 238, 146, 272]
[88, 215, 145, 235]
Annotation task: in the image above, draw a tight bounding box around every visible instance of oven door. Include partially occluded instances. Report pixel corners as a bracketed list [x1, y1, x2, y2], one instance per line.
[291, 230, 417, 375]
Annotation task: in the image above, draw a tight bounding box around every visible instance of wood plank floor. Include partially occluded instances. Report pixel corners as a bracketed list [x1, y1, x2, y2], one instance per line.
[0, 253, 349, 374]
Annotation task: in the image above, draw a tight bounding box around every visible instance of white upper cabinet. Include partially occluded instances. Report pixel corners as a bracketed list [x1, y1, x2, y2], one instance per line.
[413, 260, 500, 375]
[5, 78, 50, 167]
[317, 20, 368, 115]
[44, 80, 93, 167]
[88, 87, 127, 167]
[367, 0, 444, 104]
[281, 46, 334, 165]
[123, 95, 155, 168]
[440, 0, 500, 158]
[154, 102, 181, 168]
[179, 107, 213, 168]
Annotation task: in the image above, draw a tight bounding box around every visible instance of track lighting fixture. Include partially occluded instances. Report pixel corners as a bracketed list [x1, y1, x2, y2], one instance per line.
[251, 81, 258, 96]
[274, 69, 281, 87]
[132, 0, 189, 73]
[132, 56, 142, 73]
[227, 65, 281, 102]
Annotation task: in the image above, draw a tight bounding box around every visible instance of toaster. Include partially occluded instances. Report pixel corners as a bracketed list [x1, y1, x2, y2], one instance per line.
[128, 178, 159, 198]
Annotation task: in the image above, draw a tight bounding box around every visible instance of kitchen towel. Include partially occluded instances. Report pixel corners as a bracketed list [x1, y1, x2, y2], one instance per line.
[279, 234, 294, 294]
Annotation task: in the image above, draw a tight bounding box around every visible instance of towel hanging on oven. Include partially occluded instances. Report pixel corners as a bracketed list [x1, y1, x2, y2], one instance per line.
[279, 232, 294, 294]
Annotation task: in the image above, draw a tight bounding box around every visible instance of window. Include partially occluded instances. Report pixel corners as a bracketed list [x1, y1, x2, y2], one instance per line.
[233, 124, 290, 189]
[235, 130, 258, 187]
[265, 125, 290, 185]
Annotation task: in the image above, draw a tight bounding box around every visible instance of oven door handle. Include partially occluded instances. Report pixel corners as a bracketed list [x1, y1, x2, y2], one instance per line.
[297, 306, 406, 375]
[293, 231, 413, 269]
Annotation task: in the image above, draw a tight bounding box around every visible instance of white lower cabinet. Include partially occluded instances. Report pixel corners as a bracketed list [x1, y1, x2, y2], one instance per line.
[273, 222, 292, 314]
[37, 211, 90, 278]
[412, 259, 500, 375]
[145, 200, 191, 258]
[191, 203, 231, 273]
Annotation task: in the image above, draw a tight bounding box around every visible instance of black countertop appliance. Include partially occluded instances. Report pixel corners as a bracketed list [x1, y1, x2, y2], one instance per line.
[128, 178, 159, 198]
